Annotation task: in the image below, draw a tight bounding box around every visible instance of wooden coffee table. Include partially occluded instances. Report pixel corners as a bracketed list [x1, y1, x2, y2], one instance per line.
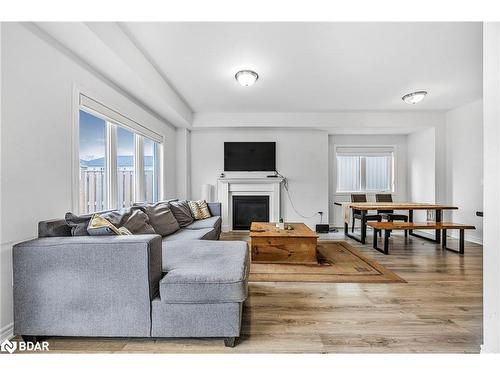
[249, 222, 319, 264]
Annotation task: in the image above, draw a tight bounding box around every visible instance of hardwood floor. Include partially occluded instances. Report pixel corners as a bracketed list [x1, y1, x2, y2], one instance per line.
[17, 230, 483, 353]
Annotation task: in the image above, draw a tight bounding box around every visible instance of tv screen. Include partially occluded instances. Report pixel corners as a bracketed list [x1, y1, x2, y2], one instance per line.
[224, 142, 276, 171]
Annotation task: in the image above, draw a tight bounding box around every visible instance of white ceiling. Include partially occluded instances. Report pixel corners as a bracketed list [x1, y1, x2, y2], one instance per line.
[122, 22, 482, 113]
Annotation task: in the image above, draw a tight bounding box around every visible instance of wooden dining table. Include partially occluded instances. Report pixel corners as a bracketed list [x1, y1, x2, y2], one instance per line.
[334, 202, 459, 244]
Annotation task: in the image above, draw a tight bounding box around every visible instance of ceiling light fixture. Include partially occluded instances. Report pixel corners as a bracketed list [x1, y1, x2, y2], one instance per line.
[402, 90, 428, 104]
[235, 70, 259, 87]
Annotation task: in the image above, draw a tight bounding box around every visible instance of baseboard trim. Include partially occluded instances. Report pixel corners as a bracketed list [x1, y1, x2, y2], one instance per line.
[448, 233, 483, 245]
[0, 322, 14, 342]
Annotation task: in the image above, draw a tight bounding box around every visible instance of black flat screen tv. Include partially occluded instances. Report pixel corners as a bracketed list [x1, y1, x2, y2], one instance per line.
[224, 142, 276, 171]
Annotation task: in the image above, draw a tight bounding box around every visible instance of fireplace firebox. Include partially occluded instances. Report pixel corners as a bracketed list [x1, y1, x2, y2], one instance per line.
[232, 195, 270, 230]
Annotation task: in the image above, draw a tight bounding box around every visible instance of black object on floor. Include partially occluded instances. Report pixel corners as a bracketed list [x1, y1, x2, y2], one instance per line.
[316, 224, 330, 233]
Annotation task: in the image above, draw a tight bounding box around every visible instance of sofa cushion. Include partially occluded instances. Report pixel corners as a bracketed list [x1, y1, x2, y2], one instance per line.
[188, 200, 211, 220]
[169, 200, 194, 227]
[87, 214, 133, 236]
[162, 228, 216, 241]
[65, 212, 93, 236]
[134, 201, 180, 236]
[160, 240, 249, 303]
[184, 216, 221, 231]
[101, 207, 156, 235]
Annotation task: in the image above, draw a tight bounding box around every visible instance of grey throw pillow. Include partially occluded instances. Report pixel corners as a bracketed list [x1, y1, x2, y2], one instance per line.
[101, 207, 156, 235]
[65, 212, 93, 236]
[66, 207, 156, 236]
[169, 200, 194, 227]
[87, 214, 132, 236]
[134, 201, 180, 236]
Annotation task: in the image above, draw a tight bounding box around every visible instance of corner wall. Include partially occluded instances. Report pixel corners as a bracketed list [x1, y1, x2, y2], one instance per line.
[0, 23, 177, 341]
[445, 100, 484, 242]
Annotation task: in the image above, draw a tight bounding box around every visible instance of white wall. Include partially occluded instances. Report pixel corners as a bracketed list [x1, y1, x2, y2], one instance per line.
[190, 128, 329, 229]
[0, 23, 177, 340]
[407, 128, 436, 222]
[482, 22, 500, 353]
[328, 134, 408, 226]
[445, 100, 483, 242]
[175, 128, 191, 200]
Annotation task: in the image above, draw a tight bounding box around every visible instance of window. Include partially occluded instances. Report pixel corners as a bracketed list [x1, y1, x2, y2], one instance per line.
[79, 111, 107, 214]
[116, 127, 135, 208]
[336, 147, 394, 192]
[78, 95, 163, 214]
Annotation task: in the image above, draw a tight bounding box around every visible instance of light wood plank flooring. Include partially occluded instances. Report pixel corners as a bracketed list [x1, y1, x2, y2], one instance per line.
[17, 230, 482, 353]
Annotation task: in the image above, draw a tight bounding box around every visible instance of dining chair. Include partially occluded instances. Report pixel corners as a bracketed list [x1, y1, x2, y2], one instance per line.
[351, 194, 381, 233]
[375, 193, 409, 237]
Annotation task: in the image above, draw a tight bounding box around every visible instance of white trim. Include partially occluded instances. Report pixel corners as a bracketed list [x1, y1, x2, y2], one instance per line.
[0, 323, 14, 342]
[71, 85, 81, 213]
[217, 177, 283, 232]
[80, 94, 163, 143]
[158, 142, 165, 200]
[107, 123, 118, 209]
[135, 135, 145, 202]
[334, 144, 397, 194]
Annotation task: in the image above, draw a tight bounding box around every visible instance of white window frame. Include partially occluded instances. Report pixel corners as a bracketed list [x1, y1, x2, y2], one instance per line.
[335, 145, 396, 194]
[72, 89, 164, 213]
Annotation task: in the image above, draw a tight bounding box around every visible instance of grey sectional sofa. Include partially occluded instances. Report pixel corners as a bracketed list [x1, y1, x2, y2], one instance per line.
[12, 202, 249, 347]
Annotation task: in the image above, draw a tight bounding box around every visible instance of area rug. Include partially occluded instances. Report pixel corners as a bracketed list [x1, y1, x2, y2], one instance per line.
[249, 241, 406, 283]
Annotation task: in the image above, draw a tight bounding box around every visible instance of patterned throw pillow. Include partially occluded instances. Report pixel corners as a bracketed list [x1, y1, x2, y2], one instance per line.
[197, 200, 212, 219]
[87, 214, 132, 236]
[188, 200, 212, 220]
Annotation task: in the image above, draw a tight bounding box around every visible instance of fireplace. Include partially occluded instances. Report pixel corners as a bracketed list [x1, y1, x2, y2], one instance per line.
[232, 195, 270, 230]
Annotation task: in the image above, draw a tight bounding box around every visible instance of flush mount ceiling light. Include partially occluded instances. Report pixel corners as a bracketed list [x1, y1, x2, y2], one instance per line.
[235, 70, 259, 87]
[402, 90, 428, 105]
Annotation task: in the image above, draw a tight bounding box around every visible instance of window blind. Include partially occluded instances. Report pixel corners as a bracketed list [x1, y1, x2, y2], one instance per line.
[80, 94, 163, 143]
[335, 146, 394, 157]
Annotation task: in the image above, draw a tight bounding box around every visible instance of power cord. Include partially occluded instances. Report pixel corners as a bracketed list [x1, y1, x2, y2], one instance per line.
[275, 170, 322, 220]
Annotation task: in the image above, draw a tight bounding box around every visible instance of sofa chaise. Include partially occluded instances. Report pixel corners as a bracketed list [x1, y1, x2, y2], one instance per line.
[12, 202, 249, 347]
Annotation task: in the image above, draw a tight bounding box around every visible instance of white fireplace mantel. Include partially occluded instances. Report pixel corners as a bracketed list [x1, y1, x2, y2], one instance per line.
[217, 177, 284, 232]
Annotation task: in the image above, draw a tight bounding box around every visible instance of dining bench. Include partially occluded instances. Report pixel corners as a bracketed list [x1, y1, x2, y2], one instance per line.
[367, 221, 476, 255]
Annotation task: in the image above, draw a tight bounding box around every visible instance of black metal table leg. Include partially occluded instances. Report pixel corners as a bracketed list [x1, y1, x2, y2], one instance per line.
[435, 209, 442, 243]
[345, 212, 363, 243]
[459, 229, 465, 254]
[372, 228, 388, 255]
[442, 228, 465, 255]
[409, 209, 440, 243]
[383, 230, 390, 254]
[360, 210, 366, 244]
[408, 210, 414, 235]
